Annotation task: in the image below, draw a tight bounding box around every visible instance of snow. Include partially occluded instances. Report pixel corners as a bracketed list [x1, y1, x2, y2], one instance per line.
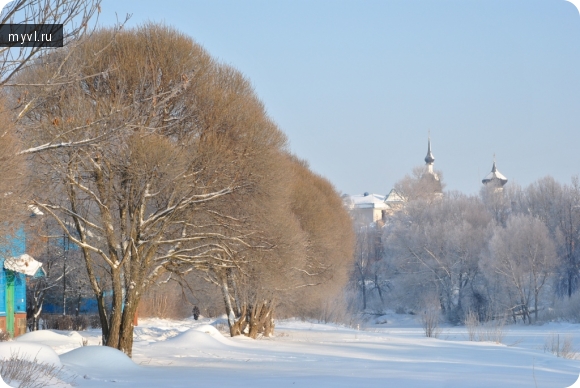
[16, 330, 85, 354]
[7, 313, 580, 387]
[152, 324, 236, 349]
[0, 342, 61, 367]
[60, 346, 138, 371]
[27, 205, 44, 216]
[4, 253, 43, 277]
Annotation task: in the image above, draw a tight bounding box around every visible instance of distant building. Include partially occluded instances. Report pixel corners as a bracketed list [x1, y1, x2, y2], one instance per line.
[482, 159, 508, 190]
[0, 226, 44, 338]
[343, 189, 405, 226]
[345, 137, 507, 226]
[419, 136, 443, 197]
[424, 136, 436, 176]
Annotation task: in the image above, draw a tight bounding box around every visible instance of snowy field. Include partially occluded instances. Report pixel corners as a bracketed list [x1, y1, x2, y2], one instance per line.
[2, 312, 580, 387]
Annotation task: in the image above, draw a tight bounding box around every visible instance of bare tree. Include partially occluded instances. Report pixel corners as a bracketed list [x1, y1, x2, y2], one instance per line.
[22, 207, 92, 330]
[284, 158, 355, 320]
[0, 0, 108, 264]
[0, 98, 27, 237]
[208, 155, 355, 338]
[17, 25, 291, 356]
[199, 150, 302, 338]
[0, 0, 101, 88]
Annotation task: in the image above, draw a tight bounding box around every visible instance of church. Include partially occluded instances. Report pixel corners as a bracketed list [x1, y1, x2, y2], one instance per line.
[344, 138, 508, 225]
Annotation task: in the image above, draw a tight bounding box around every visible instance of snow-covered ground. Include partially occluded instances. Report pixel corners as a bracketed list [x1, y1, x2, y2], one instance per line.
[2, 312, 580, 387]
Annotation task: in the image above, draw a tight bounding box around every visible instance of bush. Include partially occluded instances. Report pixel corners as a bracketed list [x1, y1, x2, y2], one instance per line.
[0, 330, 10, 342]
[40, 314, 92, 331]
[88, 314, 101, 329]
[541, 292, 580, 323]
[419, 307, 441, 338]
[544, 333, 577, 359]
[464, 310, 507, 343]
[0, 351, 73, 388]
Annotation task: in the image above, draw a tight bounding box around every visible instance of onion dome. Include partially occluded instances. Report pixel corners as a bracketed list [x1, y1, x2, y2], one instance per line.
[424, 138, 435, 165]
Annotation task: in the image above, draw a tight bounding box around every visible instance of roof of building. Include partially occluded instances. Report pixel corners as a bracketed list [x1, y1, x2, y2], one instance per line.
[4, 253, 45, 277]
[345, 193, 389, 210]
[482, 161, 508, 185]
[28, 205, 44, 216]
[385, 189, 405, 203]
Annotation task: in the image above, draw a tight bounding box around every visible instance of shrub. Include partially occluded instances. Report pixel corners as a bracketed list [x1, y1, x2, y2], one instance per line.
[464, 310, 507, 343]
[40, 314, 90, 331]
[544, 333, 577, 359]
[0, 330, 10, 342]
[0, 351, 73, 388]
[88, 314, 101, 329]
[420, 302, 441, 338]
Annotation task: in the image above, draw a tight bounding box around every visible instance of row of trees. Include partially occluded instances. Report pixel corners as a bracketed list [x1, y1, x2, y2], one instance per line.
[354, 172, 580, 325]
[0, 1, 354, 357]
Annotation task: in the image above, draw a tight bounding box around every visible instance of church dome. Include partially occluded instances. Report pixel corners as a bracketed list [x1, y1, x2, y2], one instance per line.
[482, 161, 508, 186]
[424, 138, 435, 165]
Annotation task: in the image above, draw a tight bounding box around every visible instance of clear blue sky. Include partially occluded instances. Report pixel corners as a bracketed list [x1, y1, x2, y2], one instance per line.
[100, 0, 580, 195]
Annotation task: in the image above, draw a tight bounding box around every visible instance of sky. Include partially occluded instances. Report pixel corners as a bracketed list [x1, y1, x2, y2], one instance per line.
[97, 0, 580, 196]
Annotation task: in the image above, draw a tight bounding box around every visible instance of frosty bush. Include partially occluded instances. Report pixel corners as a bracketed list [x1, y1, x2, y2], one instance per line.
[542, 292, 580, 323]
[0, 351, 73, 388]
[464, 310, 507, 343]
[419, 306, 441, 338]
[544, 334, 577, 359]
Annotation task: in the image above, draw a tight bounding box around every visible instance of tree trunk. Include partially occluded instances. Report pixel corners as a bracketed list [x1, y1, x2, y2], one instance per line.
[76, 293, 82, 317]
[568, 269, 574, 298]
[96, 290, 109, 344]
[118, 295, 139, 358]
[105, 269, 123, 349]
[375, 274, 384, 304]
[361, 279, 366, 310]
[534, 291, 539, 323]
[227, 269, 242, 317]
[32, 299, 43, 331]
[247, 299, 274, 339]
[219, 272, 237, 335]
[230, 305, 247, 337]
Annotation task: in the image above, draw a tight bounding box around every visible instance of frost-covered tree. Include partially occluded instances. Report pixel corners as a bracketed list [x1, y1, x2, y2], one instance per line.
[485, 214, 557, 323]
[394, 165, 445, 202]
[353, 224, 384, 310]
[517, 177, 580, 298]
[385, 193, 491, 322]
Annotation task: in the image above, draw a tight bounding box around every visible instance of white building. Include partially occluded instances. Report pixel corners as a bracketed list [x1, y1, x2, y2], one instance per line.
[344, 189, 405, 225]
